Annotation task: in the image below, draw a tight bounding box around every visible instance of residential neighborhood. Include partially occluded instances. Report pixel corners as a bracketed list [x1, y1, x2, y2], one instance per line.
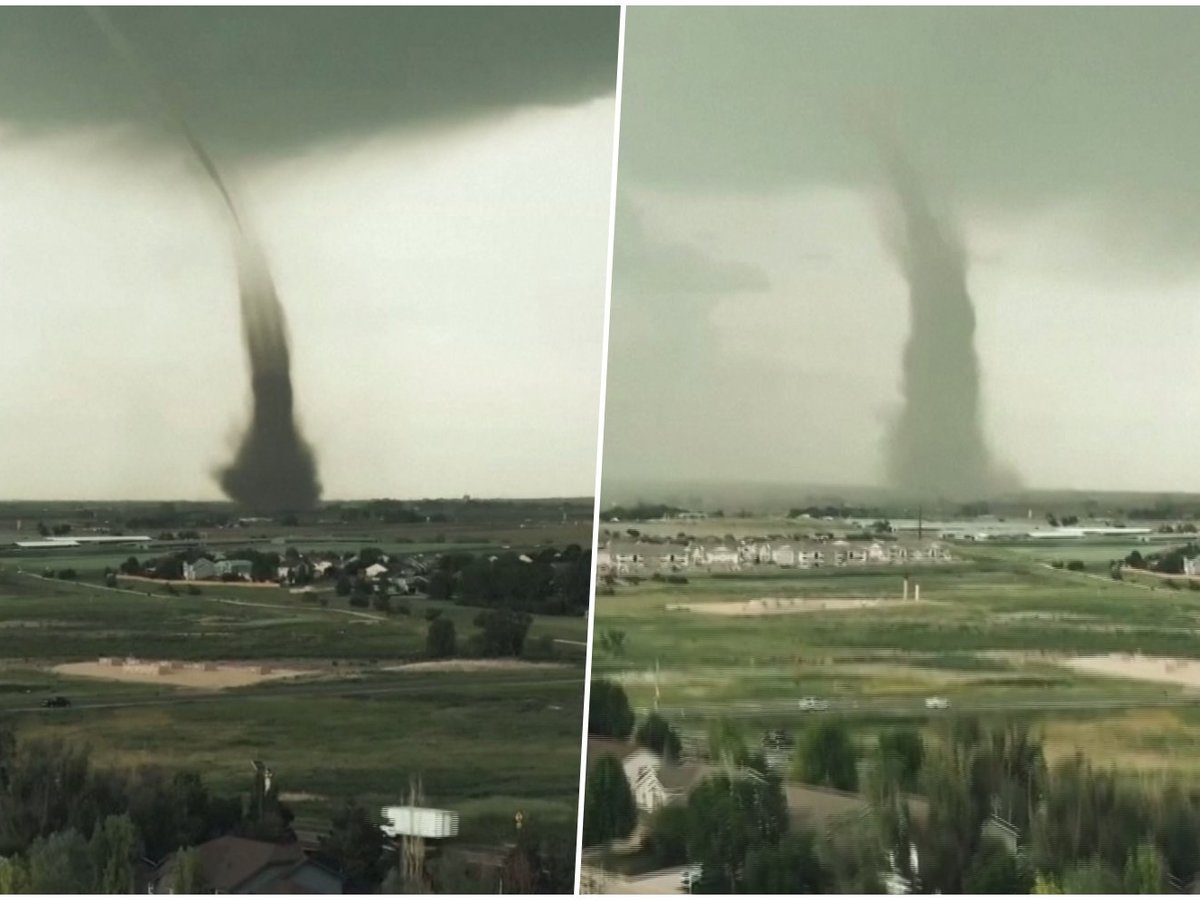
[596, 536, 952, 577]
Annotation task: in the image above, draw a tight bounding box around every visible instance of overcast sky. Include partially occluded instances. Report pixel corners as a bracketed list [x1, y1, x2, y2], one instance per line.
[604, 7, 1200, 497]
[0, 7, 618, 501]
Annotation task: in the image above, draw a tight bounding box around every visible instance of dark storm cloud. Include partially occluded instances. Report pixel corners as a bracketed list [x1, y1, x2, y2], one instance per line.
[0, 6, 619, 157]
[619, 6, 1200, 216]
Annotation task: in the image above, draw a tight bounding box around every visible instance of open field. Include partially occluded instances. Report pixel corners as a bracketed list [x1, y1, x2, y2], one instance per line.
[15, 669, 584, 843]
[0, 510, 590, 845]
[594, 553, 1200, 775]
[0, 569, 585, 662]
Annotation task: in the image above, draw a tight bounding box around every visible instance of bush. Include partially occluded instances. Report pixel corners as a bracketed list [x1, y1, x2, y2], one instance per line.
[1066, 560, 1085, 572]
[56, 569, 77, 580]
[589, 679, 635, 739]
[426, 618, 457, 658]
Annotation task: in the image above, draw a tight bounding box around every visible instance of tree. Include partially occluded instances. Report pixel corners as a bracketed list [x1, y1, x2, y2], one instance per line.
[706, 719, 747, 768]
[89, 814, 140, 893]
[335, 575, 352, 597]
[964, 836, 1030, 893]
[796, 721, 859, 791]
[635, 713, 682, 762]
[473, 608, 533, 657]
[582, 755, 636, 846]
[1032, 872, 1063, 894]
[426, 618, 457, 658]
[27, 828, 93, 893]
[318, 801, 386, 892]
[686, 769, 789, 892]
[1124, 842, 1166, 893]
[742, 830, 828, 894]
[0, 856, 30, 893]
[916, 732, 992, 894]
[878, 728, 924, 792]
[645, 804, 689, 868]
[118, 556, 141, 576]
[588, 679, 634, 739]
[171, 847, 205, 894]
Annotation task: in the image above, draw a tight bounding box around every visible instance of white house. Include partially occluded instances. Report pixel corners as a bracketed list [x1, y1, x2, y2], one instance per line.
[183, 558, 217, 581]
[1185, 556, 1200, 577]
[771, 544, 797, 567]
[364, 562, 389, 580]
[216, 559, 253, 579]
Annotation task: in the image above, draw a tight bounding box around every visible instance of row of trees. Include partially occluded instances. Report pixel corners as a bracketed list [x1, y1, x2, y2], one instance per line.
[586, 684, 1200, 895]
[0, 725, 411, 894]
[426, 547, 591, 617]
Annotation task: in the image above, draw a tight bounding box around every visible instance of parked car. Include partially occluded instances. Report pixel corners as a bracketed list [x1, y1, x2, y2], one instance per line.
[924, 696, 950, 710]
[798, 696, 830, 711]
[41, 696, 70, 708]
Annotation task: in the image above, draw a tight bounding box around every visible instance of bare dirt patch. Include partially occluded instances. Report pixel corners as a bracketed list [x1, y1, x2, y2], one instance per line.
[1062, 654, 1200, 688]
[53, 659, 316, 689]
[665, 597, 921, 616]
[383, 659, 570, 673]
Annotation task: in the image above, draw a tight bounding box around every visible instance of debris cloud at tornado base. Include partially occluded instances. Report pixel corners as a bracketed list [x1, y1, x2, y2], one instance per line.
[88, 8, 322, 511]
[879, 145, 1016, 500]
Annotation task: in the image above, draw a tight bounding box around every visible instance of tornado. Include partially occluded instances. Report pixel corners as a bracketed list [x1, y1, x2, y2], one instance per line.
[89, 8, 322, 511]
[880, 146, 1011, 499]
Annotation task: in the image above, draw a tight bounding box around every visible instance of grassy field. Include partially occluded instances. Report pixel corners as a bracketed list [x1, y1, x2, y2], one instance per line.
[0, 524, 588, 843]
[593, 555, 1200, 776]
[0, 569, 585, 663]
[16, 671, 583, 843]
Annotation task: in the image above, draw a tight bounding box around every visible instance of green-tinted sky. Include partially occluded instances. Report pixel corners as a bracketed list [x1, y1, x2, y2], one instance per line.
[0, 7, 618, 501]
[0, 7, 619, 157]
[603, 7, 1200, 498]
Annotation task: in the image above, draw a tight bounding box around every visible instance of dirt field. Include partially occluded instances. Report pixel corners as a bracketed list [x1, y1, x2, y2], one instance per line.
[384, 659, 570, 673]
[664, 597, 919, 616]
[1061, 654, 1200, 688]
[53, 661, 315, 689]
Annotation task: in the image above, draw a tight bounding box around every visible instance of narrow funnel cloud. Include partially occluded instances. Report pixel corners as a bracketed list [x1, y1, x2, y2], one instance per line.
[879, 144, 1014, 499]
[88, 8, 321, 510]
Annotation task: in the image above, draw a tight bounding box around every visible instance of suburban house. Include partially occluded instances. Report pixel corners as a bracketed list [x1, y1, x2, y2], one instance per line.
[586, 739, 706, 815]
[1184, 556, 1200, 577]
[216, 559, 254, 579]
[596, 536, 951, 578]
[364, 562, 390, 580]
[182, 558, 218, 581]
[149, 836, 343, 894]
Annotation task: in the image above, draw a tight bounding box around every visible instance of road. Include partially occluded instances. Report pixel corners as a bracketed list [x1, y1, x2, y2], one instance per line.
[642, 692, 1200, 720]
[5, 670, 584, 715]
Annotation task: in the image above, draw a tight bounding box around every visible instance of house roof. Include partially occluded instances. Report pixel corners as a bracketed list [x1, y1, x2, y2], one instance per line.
[154, 836, 343, 894]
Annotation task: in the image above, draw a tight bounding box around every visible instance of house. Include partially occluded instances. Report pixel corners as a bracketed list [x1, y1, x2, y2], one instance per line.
[216, 559, 254, 579]
[1185, 556, 1200, 577]
[771, 544, 797, 567]
[364, 562, 389, 580]
[586, 739, 706, 815]
[695, 542, 740, 570]
[149, 836, 343, 894]
[183, 559, 218, 581]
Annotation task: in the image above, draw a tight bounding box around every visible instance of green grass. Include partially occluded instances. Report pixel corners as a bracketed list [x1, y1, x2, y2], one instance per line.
[0, 570, 585, 663]
[594, 562, 1200, 733]
[17, 671, 584, 843]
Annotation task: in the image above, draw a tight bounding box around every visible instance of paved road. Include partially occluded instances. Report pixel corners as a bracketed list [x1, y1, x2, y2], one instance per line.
[6, 671, 584, 715]
[643, 692, 1197, 720]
